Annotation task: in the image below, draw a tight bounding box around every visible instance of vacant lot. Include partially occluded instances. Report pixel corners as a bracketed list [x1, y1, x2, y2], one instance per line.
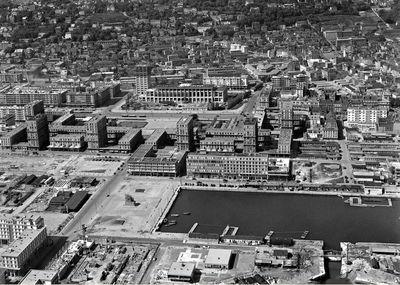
[86, 176, 180, 237]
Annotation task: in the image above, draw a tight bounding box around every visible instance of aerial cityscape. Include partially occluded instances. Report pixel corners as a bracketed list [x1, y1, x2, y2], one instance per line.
[0, 0, 398, 284]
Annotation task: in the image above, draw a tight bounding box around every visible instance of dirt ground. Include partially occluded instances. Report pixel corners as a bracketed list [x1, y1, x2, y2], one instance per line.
[0, 153, 74, 175]
[86, 176, 180, 236]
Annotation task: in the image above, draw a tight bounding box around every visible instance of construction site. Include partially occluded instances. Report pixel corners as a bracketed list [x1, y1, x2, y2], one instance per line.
[145, 239, 325, 284]
[46, 239, 158, 284]
[84, 176, 180, 237]
[340, 242, 400, 284]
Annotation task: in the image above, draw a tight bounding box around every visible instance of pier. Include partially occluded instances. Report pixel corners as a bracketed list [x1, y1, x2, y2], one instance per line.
[346, 196, 393, 207]
[188, 222, 198, 234]
[221, 225, 239, 236]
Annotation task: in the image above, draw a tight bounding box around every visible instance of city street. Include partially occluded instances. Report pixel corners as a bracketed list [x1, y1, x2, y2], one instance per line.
[61, 165, 127, 238]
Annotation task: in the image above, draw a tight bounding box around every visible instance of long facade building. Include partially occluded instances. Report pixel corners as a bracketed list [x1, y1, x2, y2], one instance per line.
[187, 152, 290, 180]
[346, 106, 387, 132]
[127, 151, 187, 177]
[1, 86, 68, 107]
[49, 114, 142, 153]
[48, 134, 86, 151]
[203, 68, 249, 89]
[65, 83, 120, 107]
[0, 125, 27, 149]
[0, 100, 44, 122]
[145, 85, 227, 106]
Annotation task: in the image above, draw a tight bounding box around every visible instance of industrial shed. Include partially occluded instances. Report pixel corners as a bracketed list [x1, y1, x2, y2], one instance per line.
[65, 191, 89, 212]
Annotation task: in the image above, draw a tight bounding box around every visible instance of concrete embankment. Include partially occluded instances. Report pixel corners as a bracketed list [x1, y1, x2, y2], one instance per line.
[151, 186, 182, 233]
[181, 185, 400, 199]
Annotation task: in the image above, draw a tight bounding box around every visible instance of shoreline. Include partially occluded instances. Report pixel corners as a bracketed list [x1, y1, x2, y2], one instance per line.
[180, 185, 400, 199]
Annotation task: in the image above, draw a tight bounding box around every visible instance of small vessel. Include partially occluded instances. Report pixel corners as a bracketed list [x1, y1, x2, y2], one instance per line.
[301, 231, 309, 239]
[183, 212, 191, 215]
[171, 214, 180, 217]
[165, 220, 177, 227]
[162, 218, 168, 224]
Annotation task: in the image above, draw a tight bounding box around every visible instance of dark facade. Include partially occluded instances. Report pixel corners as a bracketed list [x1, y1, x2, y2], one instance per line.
[26, 114, 49, 150]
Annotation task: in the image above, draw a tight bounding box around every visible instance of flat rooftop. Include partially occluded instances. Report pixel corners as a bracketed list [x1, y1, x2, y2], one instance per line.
[1, 228, 46, 257]
[20, 270, 58, 285]
[168, 262, 195, 277]
[205, 248, 232, 266]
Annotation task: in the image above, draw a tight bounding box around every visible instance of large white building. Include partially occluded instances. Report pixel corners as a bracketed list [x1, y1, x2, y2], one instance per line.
[0, 228, 47, 275]
[145, 85, 227, 106]
[186, 153, 290, 180]
[0, 214, 44, 244]
[346, 106, 387, 132]
[203, 69, 249, 89]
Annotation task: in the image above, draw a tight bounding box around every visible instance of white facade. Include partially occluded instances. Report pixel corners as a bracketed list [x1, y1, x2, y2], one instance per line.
[347, 107, 387, 124]
[0, 215, 44, 243]
[1, 228, 47, 274]
[145, 85, 227, 105]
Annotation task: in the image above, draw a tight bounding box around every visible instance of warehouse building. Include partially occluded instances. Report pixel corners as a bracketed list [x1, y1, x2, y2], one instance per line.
[65, 191, 89, 213]
[204, 249, 232, 270]
[167, 262, 195, 282]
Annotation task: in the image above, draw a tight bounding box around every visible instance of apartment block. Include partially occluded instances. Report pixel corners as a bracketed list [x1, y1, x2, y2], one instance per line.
[278, 128, 293, 155]
[26, 114, 50, 150]
[48, 134, 86, 151]
[203, 68, 249, 89]
[0, 100, 44, 122]
[243, 118, 258, 154]
[347, 106, 387, 132]
[85, 115, 107, 149]
[1, 86, 67, 107]
[127, 151, 187, 177]
[0, 214, 44, 244]
[187, 152, 290, 181]
[0, 228, 47, 276]
[118, 129, 142, 153]
[134, 64, 152, 99]
[176, 115, 194, 152]
[0, 125, 27, 149]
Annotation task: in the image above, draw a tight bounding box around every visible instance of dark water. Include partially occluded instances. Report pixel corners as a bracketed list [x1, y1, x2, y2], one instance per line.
[159, 190, 400, 250]
[323, 262, 350, 284]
